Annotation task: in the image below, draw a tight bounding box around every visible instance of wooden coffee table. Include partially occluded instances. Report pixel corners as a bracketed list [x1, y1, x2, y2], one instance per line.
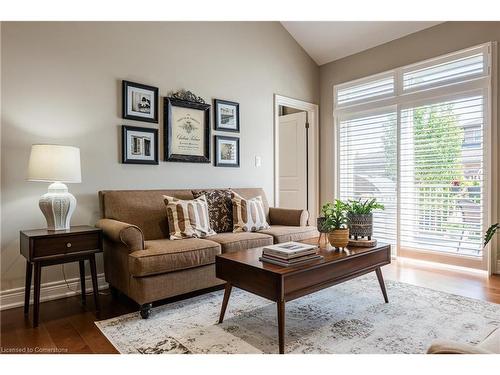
[215, 239, 391, 354]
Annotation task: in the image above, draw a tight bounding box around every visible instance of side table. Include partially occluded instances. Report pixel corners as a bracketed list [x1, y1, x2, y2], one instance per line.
[20, 225, 103, 327]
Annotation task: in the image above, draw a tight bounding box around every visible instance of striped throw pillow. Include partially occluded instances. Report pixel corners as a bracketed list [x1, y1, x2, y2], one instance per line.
[163, 195, 216, 240]
[231, 192, 270, 232]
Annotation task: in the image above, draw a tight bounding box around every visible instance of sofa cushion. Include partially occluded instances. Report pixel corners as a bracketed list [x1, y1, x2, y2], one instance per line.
[192, 189, 233, 233]
[208, 232, 273, 253]
[163, 195, 216, 239]
[258, 225, 319, 244]
[129, 238, 221, 277]
[231, 188, 270, 222]
[231, 192, 270, 232]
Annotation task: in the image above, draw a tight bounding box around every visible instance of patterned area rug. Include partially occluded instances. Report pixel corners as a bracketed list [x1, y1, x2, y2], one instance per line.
[95, 275, 500, 354]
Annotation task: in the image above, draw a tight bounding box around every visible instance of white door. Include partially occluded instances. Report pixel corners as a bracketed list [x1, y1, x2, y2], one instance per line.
[278, 112, 308, 210]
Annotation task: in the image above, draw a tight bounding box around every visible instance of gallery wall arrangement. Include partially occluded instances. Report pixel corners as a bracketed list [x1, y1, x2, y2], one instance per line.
[121, 81, 240, 167]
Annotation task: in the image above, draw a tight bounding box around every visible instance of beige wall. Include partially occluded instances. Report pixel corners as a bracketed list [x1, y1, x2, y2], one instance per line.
[319, 22, 500, 258]
[0, 22, 319, 293]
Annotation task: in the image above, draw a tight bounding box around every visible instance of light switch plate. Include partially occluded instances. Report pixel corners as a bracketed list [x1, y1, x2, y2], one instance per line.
[255, 156, 262, 167]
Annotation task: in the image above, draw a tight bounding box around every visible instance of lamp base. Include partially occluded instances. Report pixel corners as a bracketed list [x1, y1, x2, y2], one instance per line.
[39, 182, 76, 231]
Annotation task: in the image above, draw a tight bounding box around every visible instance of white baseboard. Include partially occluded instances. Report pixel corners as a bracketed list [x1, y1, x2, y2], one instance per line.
[497, 260, 500, 274]
[0, 273, 108, 311]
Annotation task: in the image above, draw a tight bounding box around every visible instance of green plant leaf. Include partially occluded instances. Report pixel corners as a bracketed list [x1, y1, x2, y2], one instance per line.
[484, 223, 499, 247]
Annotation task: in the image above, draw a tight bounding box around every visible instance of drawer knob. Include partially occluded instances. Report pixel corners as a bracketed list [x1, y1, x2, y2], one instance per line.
[66, 242, 72, 248]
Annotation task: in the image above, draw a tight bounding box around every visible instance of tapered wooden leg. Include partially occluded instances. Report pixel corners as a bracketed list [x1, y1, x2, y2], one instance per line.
[24, 261, 32, 315]
[33, 263, 42, 327]
[89, 255, 100, 313]
[218, 283, 232, 323]
[79, 260, 86, 305]
[375, 267, 389, 303]
[277, 299, 285, 354]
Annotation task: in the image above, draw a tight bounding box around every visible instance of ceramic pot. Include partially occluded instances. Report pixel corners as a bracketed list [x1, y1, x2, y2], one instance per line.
[347, 213, 373, 239]
[328, 228, 350, 248]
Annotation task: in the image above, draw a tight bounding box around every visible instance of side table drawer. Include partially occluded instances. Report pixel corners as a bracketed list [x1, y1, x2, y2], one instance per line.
[33, 232, 100, 258]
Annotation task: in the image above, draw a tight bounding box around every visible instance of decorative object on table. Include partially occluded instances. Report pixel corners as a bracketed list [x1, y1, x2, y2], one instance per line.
[214, 99, 240, 132]
[484, 223, 499, 247]
[316, 217, 330, 245]
[231, 191, 269, 232]
[20, 226, 102, 327]
[321, 199, 349, 249]
[121, 125, 159, 165]
[28, 144, 82, 230]
[345, 198, 384, 246]
[214, 135, 240, 167]
[122, 80, 158, 123]
[260, 241, 321, 267]
[164, 93, 211, 163]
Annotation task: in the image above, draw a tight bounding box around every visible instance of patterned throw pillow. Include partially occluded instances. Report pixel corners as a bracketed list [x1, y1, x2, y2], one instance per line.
[231, 192, 270, 232]
[163, 195, 216, 240]
[192, 189, 233, 233]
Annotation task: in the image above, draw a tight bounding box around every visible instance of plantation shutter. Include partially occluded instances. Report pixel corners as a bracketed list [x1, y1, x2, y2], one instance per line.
[334, 43, 491, 266]
[400, 95, 485, 255]
[338, 111, 397, 246]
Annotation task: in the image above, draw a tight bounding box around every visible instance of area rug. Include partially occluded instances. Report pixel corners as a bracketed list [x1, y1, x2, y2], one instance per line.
[95, 275, 500, 354]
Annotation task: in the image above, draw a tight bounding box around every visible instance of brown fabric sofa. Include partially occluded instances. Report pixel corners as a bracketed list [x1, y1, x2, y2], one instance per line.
[96, 188, 318, 318]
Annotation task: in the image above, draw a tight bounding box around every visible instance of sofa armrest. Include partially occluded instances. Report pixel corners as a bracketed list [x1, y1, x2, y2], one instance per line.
[269, 207, 309, 227]
[96, 218, 144, 251]
[426, 340, 492, 354]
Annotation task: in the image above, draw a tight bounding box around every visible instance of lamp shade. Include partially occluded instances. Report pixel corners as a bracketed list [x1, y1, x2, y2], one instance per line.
[28, 144, 81, 183]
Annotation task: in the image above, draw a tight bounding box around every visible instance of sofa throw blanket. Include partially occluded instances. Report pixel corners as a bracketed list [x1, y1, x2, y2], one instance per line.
[192, 189, 233, 233]
[231, 192, 270, 232]
[163, 195, 216, 240]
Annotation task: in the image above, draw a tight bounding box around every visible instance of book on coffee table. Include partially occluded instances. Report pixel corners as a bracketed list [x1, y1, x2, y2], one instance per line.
[259, 254, 323, 267]
[262, 241, 318, 259]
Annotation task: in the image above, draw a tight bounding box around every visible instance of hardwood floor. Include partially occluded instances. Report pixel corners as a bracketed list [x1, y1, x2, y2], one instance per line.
[1, 258, 499, 354]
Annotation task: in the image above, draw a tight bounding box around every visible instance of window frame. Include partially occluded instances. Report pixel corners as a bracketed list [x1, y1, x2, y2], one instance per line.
[333, 42, 496, 272]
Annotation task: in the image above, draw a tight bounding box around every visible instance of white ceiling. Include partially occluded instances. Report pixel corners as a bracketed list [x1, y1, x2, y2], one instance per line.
[281, 21, 443, 65]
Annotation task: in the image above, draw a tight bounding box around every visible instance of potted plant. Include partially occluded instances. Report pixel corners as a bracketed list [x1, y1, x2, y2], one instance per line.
[345, 198, 385, 240]
[321, 200, 349, 249]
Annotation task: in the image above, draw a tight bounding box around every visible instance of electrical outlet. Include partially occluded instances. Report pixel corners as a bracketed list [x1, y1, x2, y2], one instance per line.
[255, 156, 262, 167]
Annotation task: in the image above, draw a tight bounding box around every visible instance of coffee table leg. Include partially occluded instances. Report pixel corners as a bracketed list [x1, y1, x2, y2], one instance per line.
[218, 283, 232, 323]
[277, 299, 285, 354]
[375, 267, 389, 303]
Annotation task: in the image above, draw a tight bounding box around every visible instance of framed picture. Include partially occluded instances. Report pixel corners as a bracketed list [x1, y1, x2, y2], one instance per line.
[122, 80, 158, 123]
[214, 135, 240, 167]
[214, 99, 239, 132]
[164, 97, 211, 163]
[122, 125, 158, 164]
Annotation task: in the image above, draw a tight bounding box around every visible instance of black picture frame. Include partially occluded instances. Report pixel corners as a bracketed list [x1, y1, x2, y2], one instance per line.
[122, 80, 159, 123]
[121, 125, 159, 165]
[164, 97, 211, 163]
[214, 135, 240, 168]
[214, 99, 240, 132]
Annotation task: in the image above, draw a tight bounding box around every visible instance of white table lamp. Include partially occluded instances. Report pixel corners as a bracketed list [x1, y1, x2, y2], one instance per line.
[28, 144, 82, 230]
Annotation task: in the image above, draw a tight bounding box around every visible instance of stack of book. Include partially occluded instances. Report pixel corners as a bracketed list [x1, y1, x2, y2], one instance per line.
[259, 242, 322, 267]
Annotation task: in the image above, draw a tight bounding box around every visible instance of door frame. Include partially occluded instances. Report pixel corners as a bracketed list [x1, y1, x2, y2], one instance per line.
[273, 94, 319, 225]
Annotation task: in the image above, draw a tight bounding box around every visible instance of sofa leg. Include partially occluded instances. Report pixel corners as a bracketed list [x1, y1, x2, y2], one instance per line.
[140, 303, 152, 319]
